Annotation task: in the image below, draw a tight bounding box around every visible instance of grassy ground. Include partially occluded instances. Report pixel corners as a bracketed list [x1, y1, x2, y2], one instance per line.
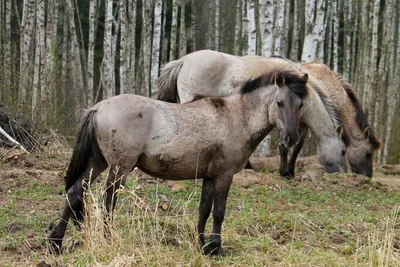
[0, 153, 399, 266]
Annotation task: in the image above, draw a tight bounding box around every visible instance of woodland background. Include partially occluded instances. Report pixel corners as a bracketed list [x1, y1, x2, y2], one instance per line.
[0, 0, 399, 164]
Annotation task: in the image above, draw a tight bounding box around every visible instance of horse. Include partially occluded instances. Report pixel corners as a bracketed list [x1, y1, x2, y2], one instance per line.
[296, 62, 381, 177]
[157, 50, 348, 175]
[48, 70, 309, 256]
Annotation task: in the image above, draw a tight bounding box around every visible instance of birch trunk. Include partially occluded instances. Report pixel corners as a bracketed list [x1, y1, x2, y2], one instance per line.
[19, 0, 36, 109]
[88, 0, 98, 103]
[343, 0, 352, 80]
[102, 0, 114, 98]
[3, 0, 12, 104]
[66, 0, 85, 110]
[301, 0, 325, 62]
[290, 0, 299, 60]
[247, 0, 256, 55]
[170, 0, 178, 60]
[259, 0, 274, 57]
[141, 0, 152, 96]
[274, 0, 285, 56]
[179, 0, 187, 57]
[234, 0, 242, 55]
[151, 0, 162, 97]
[241, 0, 248, 55]
[32, 0, 45, 119]
[215, 0, 220, 50]
[120, 0, 128, 95]
[128, 0, 137, 94]
[331, 0, 339, 71]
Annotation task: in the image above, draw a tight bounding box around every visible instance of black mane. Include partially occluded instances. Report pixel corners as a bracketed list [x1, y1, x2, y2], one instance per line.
[334, 74, 381, 149]
[240, 70, 308, 99]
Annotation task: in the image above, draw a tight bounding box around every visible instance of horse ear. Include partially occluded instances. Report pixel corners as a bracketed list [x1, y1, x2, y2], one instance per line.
[336, 125, 343, 136]
[275, 72, 285, 87]
[363, 127, 371, 139]
[301, 73, 309, 83]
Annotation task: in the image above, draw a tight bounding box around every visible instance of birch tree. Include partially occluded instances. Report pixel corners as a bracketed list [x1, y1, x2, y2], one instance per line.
[259, 0, 274, 57]
[274, 0, 286, 56]
[88, 0, 98, 103]
[247, 0, 256, 55]
[179, 0, 187, 57]
[141, 0, 153, 96]
[102, 0, 115, 99]
[128, 0, 137, 94]
[170, 0, 179, 60]
[301, 0, 325, 62]
[151, 0, 162, 97]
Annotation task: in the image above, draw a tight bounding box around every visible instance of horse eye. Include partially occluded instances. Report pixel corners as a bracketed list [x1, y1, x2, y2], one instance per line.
[277, 101, 284, 108]
[341, 150, 346, 156]
[299, 103, 304, 109]
[366, 152, 373, 158]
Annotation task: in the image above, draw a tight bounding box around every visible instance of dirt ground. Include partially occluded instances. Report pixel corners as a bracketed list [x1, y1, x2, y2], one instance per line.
[0, 151, 399, 265]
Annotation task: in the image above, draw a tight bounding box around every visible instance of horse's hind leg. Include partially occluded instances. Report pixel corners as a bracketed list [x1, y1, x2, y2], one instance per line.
[287, 126, 308, 177]
[207, 174, 233, 256]
[197, 177, 215, 249]
[48, 158, 107, 254]
[103, 164, 133, 238]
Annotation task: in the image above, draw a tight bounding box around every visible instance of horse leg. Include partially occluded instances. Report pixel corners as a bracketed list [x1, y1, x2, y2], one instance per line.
[207, 174, 233, 256]
[287, 126, 309, 177]
[279, 144, 291, 178]
[197, 177, 215, 250]
[103, 164, 131, 239]
[48, 158, 106, 254]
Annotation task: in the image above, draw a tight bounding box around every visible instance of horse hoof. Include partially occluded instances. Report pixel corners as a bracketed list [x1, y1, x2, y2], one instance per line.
[280, 171, 295, 179]
[48, 238, 62, 254]
[203, 242, 225, 256]
[210, 247, 225, 256]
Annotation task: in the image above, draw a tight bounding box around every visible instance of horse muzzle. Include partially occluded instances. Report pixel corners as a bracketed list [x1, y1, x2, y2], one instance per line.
[279, 132, 300, 148]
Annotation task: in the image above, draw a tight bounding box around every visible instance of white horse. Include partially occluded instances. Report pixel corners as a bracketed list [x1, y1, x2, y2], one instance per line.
[158, 50, 348, 175]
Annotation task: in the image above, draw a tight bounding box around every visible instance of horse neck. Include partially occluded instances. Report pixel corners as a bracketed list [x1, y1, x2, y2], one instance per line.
[238, 88, 275, 135]
[302, 87, 339, 144]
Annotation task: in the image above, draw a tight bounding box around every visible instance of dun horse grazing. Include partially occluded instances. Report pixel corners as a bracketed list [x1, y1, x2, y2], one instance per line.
[48, 70, 309, 256]
[298, 62, 381, 177]
[158, 50, 348, 175]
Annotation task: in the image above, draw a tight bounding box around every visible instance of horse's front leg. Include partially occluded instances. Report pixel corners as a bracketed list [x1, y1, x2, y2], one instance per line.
[207, 174, 233, 256]
[287, 126, 309, 177]
[279, 144, 292, 178]
[197, 177, 215, 250]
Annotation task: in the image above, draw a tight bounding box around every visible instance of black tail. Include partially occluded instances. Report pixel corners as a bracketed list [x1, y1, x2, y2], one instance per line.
[65, 109, 105, 224]
[157, 59, 183, 103]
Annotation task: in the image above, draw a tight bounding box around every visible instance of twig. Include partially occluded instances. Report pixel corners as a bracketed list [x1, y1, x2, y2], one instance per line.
[0, 126, 28, 153]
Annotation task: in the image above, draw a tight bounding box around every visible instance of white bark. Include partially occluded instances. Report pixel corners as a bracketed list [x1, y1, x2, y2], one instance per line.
[151, 0, 162, 98]
[141, 0, 152, 96]
[179, 0, 187, 57]
[343, 0, 352, 80]
[66, 0, 85, 108]
[4, 0, 12, 102]
[234, 0, 242, 54]
[215, 0, 220, 50]
[0, 126, 28, 153]
[241, 0, 248, 55]
[247, 0, 256, 55]
[32, 0, 45, 118]
[301, 0, 325, 62]
[259, 0, 274, 57]
[128, 0, 137, 94]
[19, 0, 36, 107]
[120, 0, 128, 94]
[88, 0, 98, 103]
[290, 0, 298, 60]
[331, 0, 339, 71]
[102, 0, 114, 98]
[170, 0, 178, 60]
[274, 0, 285, 56]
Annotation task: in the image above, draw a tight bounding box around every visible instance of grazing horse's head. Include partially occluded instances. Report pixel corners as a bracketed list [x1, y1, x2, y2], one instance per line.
[270, 72, 309, 148]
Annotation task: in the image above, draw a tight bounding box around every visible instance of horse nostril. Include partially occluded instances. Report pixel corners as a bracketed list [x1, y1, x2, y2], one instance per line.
[285, 134, 290, 144]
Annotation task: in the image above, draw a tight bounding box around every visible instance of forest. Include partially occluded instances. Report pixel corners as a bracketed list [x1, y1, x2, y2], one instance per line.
[0, 0, 399, 163]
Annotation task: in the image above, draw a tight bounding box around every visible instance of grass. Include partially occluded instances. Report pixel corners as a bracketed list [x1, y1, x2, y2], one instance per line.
[0, 158, 399, 266]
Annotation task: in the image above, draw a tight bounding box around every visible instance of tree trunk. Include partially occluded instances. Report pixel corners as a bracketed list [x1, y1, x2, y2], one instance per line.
[247, 0, 256, 55]
[215, 0, 220, 50]
[179, 0, 187, 57]
[274, 0, 285, 56]
[234, 0, 242, 55]
[151, 0, 162, 97]
[102, 0, 115, 99]
[88, 0, 98, 103]
[170, 0, 178, 60]
[259, 0, 274, 57]
[128, 0, 137, 94]
[141, 0, 152, 96]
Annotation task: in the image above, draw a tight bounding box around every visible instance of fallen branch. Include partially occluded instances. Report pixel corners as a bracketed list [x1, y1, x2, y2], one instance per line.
[0, 126, 29, 153]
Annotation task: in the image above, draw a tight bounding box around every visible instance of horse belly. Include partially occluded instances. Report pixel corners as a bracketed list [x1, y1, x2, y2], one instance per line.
[136, 153, 209, 180]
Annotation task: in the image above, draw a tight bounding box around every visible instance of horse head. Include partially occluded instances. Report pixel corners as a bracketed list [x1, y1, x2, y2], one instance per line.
[270, 72, 309, 148]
